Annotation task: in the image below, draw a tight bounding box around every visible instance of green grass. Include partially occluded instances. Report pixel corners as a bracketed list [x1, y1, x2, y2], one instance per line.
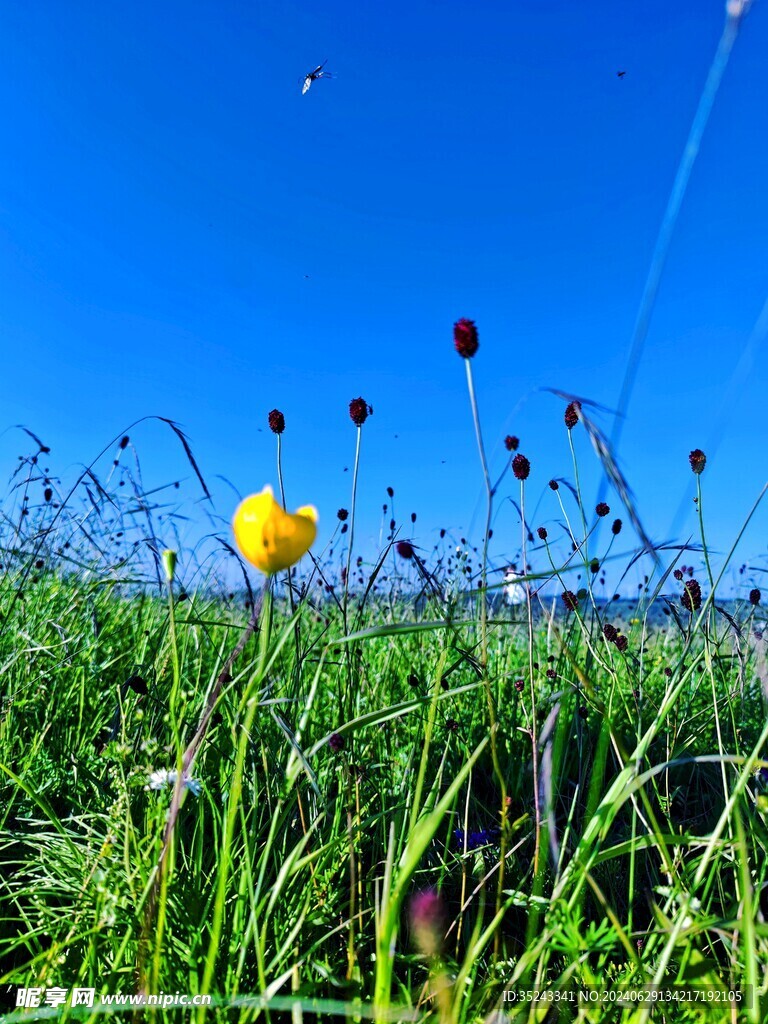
[2, 420, 768, 1024]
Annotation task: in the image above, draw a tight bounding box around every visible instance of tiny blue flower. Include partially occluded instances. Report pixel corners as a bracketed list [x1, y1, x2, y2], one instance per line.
[454, 826, 500, 851]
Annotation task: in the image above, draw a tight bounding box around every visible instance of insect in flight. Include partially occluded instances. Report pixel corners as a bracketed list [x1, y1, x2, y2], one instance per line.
[616, 70, 626, 78]
[302, 60, 333, 94]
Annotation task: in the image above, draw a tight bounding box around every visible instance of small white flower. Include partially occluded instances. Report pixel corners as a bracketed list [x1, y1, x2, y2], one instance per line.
[146, 769, 173, 791]
[503, 568, 526, 606]
[145, 768, 202, 796]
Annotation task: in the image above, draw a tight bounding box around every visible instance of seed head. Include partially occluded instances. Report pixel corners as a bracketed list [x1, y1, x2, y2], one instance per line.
[590, 558, 600, 574]
[349, 397, 371, 426]
[595, 502, 610, 518]
[453, 318, 479, 358]
[689, 449, 706, 474]
[615, 635, 629, 653]
[537, 526, 548, 540]
[387, 486, 394, 498]
[328, 733, 345, 753]
[44, 487, 53, 502]
[514, 678, 525, 692]
[603, 623, 618, 643]
[337, 508, 348, 521]
[673, 569, 683, 581]
[750, 588, 761, 606]
[564, 401, 581, 430]
[396, 540, 415, 560]
[611, 518, 622, 535]
[548, 479, 559, 491]
[119, 436, 130, 449]
[504, 435, 519, 451]
[562, 590, 579, 611]
[268, 409, 285, 434]
[681, 579, 702, 612]
[512, 453, 530, 480]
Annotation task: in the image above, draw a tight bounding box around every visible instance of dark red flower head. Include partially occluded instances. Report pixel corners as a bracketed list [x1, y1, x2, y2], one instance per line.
[615, 634, 629, 653]
[349, 397, 371, 426]
[396, 540, 415, 560]
[689, 449, 706, 474]
[504, 435, 519, 452]
[537, 526, 548, 540]
[549, 479, 559, 491]
[328, 733, 345, 753]
[268, 409, 285, 434]
[337, 508, 349, 521]
[514, 678, 525, 692]
[750, 588, 761, 606]
[673, 569, 683, 581]
[681, 578, 702, 612]
[564, 401, 581, 430]
[119, 435, 130, 449]
[453, 318, 479, 358]
[512, 453, 530, 480]
[562, 590, 579, 611]
[611, 518, 622, 535]
[595, 502, 610, 518]
[603, 623, 618, 643]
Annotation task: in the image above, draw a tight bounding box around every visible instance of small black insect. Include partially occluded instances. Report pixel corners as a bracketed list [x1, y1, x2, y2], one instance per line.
[617, 70, 626, 78]
[302, 60, 333, 94]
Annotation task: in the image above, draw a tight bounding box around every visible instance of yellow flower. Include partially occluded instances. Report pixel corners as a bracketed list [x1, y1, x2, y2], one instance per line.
[232, 486, 318, 575]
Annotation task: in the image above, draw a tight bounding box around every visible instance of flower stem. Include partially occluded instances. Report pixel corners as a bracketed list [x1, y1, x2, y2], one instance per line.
[276, 432, 300, 672]
[696, 476, 715, 592]
[463, 356, 507, 961]
[343, 427, 363, 628]
[463, 358, 492, 663]
[521, 480, 542, 875]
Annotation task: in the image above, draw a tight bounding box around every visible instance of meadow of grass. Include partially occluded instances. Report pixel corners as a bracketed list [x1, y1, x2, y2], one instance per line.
[1, 375, 768, 1024]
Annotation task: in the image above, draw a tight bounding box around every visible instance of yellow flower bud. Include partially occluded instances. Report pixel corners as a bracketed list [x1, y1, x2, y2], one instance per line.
[232, 486, 318, 575]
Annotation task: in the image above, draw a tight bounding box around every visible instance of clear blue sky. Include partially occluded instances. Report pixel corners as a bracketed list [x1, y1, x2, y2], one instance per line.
[1, 1, 767, 589]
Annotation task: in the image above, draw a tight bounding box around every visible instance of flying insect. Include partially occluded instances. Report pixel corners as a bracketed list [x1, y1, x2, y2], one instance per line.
[302, 60, 333, 94]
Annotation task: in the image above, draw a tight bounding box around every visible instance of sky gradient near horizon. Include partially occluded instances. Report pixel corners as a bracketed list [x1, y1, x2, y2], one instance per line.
[1, 1, 767, 591]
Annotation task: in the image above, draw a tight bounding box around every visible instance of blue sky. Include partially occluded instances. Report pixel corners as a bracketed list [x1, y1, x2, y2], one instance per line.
[1, 1, 766, 590]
